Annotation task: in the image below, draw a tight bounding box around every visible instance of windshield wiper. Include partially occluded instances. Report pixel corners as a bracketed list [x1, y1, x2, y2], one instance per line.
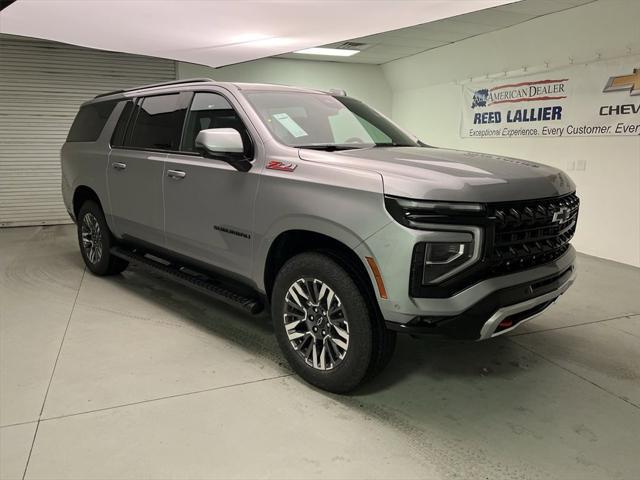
[296, 144, 364, 151]
[373, 142, 415, 147]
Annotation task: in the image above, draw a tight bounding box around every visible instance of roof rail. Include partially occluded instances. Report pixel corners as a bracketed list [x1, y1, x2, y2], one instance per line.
[94, 78, 214, 99]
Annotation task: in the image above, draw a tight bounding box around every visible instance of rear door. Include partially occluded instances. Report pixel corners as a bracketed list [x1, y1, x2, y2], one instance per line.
[163, 90, 260, 280]
[107, 93, 190, 246]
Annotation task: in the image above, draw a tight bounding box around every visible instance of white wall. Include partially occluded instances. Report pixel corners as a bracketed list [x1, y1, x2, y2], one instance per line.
[383, 0, 640, 267]
[178, 58, 392, 115]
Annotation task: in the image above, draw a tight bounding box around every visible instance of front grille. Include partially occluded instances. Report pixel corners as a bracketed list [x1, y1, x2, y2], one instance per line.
[487, 193, 579, 275]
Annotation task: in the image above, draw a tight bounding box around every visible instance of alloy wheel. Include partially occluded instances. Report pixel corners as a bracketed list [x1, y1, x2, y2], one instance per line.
[81, 212, 103, 264]
[283, 278, 350, 371]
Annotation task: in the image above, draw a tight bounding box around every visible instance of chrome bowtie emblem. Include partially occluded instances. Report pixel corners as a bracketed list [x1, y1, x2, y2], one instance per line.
[552, 207, 571, 224]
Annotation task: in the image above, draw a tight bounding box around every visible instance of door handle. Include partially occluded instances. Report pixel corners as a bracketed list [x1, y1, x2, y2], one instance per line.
[167, 169, 186, 179]
[112, 162, 127, 170]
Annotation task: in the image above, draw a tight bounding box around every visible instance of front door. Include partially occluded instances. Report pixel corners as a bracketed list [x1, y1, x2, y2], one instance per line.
[163, 90, 260, 280]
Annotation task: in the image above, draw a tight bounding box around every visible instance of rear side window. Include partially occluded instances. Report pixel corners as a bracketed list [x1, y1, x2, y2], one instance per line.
[67, 100, 118, 142]
[110, 100, 135, 147]
[126, 94, 188, 151]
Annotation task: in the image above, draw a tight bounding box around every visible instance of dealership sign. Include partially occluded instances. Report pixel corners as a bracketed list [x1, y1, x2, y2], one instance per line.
[460, 58, 640, 138]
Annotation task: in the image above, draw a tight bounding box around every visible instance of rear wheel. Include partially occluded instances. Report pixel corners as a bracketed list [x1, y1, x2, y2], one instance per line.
[77, 201, 128, 276]
[271, 252, 395, 393]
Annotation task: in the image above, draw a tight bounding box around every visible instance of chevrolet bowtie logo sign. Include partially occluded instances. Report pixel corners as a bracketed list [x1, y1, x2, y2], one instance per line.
[552, 207, 572, 224]
[603, 68, 640, 96]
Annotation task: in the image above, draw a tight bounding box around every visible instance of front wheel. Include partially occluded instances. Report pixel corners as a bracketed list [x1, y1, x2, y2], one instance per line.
[271, 252, 395, 393]
[77, 200, 128, 276]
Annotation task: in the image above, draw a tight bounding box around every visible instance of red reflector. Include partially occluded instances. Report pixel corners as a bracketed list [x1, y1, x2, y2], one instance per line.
[498, 319, 513, 329]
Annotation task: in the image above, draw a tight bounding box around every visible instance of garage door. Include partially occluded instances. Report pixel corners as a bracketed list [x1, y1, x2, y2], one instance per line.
[0, 35, 176, 227]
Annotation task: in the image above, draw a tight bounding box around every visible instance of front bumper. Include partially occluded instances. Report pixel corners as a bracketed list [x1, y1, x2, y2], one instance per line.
[385, 259, 575, 339]
[477, 267, 575, 339]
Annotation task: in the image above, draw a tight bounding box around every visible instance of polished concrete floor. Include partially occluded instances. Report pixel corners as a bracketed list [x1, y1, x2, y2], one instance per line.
[1, 225, 639, 480]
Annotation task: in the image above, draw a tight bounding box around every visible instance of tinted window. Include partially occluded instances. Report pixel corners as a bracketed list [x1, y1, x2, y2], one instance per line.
[110, 100, 135, 147]
[182, 92, 251, 154]
[67, 100, 118, 142]
[127, 94, 187, 151]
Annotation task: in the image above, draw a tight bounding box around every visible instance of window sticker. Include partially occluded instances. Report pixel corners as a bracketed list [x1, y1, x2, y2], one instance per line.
[272, 112, 308, 138]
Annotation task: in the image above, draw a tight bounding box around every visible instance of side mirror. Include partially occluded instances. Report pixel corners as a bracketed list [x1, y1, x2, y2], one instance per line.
[194, 128, 252, 172]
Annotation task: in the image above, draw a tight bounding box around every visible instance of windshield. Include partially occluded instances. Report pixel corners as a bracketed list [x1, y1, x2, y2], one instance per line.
[243, 91, 420, 150]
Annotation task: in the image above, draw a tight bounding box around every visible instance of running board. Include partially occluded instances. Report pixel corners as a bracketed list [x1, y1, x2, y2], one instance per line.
[110, 246, 263, 314]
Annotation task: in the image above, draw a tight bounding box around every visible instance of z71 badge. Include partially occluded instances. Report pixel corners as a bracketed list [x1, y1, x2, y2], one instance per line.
[266, 160, 297, 172]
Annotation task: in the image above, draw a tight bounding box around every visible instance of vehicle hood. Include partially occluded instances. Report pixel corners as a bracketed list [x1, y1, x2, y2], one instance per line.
[298, 146, 575, 202]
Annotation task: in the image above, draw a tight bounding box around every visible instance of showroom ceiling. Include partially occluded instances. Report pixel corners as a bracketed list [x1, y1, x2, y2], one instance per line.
[0, 0, 518, 67]
[279, 0, 596, 64]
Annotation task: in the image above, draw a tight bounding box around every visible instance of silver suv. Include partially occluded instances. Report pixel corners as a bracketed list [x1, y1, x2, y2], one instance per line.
[61, 78, 579, 392]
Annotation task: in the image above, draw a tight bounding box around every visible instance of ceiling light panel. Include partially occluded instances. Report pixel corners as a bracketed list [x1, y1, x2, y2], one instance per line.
[294, 47, 360, 57]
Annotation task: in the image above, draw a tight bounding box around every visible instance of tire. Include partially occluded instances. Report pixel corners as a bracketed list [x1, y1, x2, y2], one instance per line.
[271, 251, 395, 393]
[76, 200, 128, 276]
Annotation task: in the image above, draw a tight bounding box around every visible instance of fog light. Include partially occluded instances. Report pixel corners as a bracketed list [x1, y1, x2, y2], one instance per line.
[422, 242, 473, 284]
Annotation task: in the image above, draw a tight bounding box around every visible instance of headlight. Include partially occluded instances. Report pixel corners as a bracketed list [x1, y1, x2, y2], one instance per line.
[388, 195, 486, 287]
[417, 242, 475, 284]
[385, 196, 485, 229]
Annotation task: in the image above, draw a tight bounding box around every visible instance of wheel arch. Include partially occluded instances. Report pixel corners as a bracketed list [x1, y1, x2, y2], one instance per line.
[72, 185, 103, 220]
[262, 229, 381, 317]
